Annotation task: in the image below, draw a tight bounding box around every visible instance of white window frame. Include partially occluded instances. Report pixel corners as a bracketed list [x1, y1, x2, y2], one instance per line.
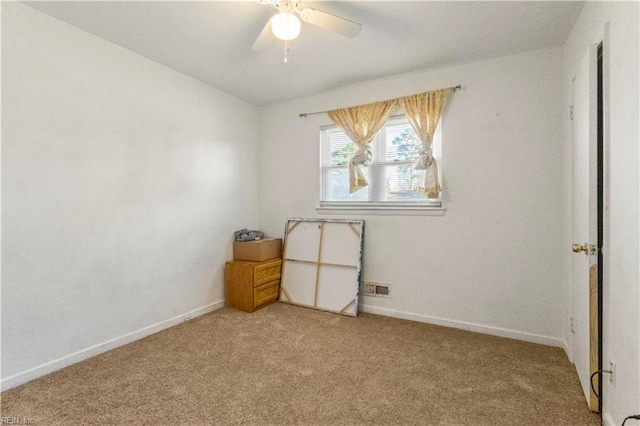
[318, 114, 445, 216]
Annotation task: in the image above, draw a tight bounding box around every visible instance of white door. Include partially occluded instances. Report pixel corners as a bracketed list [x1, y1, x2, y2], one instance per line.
[571, 44, 599, 411]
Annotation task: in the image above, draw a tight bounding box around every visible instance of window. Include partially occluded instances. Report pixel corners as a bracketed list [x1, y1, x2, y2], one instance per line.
[319, 115, 442, 211]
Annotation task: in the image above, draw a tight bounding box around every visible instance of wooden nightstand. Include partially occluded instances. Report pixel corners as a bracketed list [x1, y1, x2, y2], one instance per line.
[225, 258, 282, 313]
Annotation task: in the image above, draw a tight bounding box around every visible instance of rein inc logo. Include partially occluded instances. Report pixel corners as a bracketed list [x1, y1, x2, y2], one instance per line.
[1, 418, 35, 425]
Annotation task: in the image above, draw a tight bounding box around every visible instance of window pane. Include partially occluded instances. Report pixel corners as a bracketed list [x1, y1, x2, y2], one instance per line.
[381, 164, 426, 201]
[319, 116, 441, 206]
[385, 123, 421, 161]
[327, 168, 369, 201]
[329, 132, 356, 166]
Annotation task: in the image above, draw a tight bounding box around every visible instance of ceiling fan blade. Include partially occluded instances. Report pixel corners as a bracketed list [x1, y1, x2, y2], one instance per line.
[252, 19, 275, 50]
[300, 8, 362, 39]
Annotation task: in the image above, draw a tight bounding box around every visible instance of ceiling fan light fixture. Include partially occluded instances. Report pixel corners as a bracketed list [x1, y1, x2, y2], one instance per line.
[271, 12, 301, 41]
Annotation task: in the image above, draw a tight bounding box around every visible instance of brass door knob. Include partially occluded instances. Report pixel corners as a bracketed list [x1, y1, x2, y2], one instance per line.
[572, 243, 588, 253]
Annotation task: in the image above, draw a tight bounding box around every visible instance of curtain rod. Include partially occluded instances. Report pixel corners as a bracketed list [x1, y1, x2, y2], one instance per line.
[299, 84, 461, 118]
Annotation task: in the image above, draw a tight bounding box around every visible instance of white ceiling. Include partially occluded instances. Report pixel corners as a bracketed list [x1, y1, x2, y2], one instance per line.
[24, 1, 584, 106]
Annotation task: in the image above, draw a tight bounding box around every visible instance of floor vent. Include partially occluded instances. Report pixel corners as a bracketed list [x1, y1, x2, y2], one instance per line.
[361, 282, 391, 298]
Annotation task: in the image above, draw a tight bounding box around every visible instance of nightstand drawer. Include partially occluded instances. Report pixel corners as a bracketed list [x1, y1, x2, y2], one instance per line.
[254, 280, 279, 308]
[225, 258, 282, 313]
[254, 259, 282, 286]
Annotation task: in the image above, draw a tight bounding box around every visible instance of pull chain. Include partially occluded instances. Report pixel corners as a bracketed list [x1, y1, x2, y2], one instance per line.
[284, 40, 289, 63]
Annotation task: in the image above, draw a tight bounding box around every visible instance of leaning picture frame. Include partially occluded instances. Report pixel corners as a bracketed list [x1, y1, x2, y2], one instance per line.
[279, 218, 364, 317]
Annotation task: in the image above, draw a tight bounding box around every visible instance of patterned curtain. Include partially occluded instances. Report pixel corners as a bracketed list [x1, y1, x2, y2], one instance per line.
[400, 88, 452, 198]
[327, 100, 399, 193]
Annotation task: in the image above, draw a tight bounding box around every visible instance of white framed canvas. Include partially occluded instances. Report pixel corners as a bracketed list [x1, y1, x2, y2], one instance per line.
[279, 218, 364, 317]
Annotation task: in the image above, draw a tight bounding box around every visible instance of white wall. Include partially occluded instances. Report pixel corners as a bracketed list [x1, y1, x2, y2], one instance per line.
[6, 4, 636, 417]
[1, 3, 260, 389]
[258, 46, 566, 346]
[562, 2, 639, 424]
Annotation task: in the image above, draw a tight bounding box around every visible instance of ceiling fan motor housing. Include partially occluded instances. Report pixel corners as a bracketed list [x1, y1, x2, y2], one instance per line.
[252, 0, 362, 51]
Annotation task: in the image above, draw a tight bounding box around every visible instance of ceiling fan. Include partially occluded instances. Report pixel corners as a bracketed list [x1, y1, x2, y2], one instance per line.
[252, 0, 362, 51]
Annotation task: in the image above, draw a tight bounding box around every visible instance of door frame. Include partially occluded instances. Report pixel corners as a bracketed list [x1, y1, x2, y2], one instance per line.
[594, 40, 605, 414]
[597, 23, 611, 414]
[571, 34, 608, 413]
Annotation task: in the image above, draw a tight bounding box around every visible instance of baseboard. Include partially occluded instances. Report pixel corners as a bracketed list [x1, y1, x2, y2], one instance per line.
[0, 300, 225, 391]
[602, 413, 615, 426]
[560, 337, 573, 363]
[359, 304, 565, 348]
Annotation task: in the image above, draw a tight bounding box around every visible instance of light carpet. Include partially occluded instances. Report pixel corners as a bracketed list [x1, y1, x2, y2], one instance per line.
[1, 303, 599, 425]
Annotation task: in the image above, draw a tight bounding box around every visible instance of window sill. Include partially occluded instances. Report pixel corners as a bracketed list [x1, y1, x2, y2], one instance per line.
[316, 204, 446, 216]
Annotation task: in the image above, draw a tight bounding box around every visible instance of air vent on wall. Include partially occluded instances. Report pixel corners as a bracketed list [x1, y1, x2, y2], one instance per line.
[361, 282, 391, 298]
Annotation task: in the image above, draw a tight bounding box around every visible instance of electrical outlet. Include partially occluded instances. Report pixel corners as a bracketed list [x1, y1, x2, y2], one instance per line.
[609, 361, 616, 387]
